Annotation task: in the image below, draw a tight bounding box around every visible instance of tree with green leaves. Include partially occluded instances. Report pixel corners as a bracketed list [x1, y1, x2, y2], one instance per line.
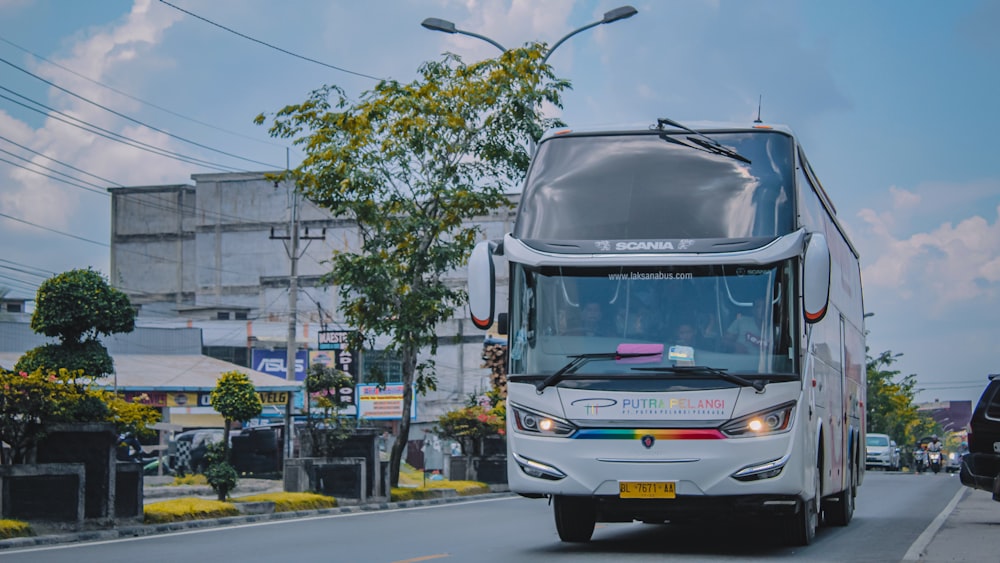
[866, 349, 938, 452]
[0, 367, 159, 464]
[16, 268, 134, 378]
[208, 370, 262, 499]
[303, 364, 354, 457]
[256, 44, 567, 487]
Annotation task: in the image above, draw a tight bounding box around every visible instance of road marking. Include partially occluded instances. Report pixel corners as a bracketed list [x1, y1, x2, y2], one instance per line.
[901, 486, 967, 562]
[392, 554, 449, 562]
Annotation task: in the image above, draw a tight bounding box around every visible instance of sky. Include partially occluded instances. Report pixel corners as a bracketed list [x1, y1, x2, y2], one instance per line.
[0, 0, 998, 405]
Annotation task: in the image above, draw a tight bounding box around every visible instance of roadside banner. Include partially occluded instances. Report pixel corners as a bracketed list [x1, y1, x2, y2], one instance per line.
[315, 330, 359, 380]
[356, 383, 417, 420]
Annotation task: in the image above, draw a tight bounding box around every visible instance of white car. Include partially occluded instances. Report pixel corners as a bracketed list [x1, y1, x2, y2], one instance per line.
[866, 433, 900, 471]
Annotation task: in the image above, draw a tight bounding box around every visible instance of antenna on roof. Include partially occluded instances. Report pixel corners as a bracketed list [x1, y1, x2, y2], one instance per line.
[754, 95, 763, 124]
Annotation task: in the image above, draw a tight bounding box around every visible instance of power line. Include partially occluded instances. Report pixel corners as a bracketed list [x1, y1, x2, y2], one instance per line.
[0, 155, 109, 196]
[0, 88, 243, 172]
[0, 210, 107, 246]
[0, 149, 110, 195]
[918, 377, 987, 387]
[0, 258, 55, 278]
[0, 134, 288, 226]
[0, 55, 282, 170]
[0, 133, 123, 187]
[0, 153, 283, 227]
[0, 34, 289, 151]
[0, 139, 332, 261]
[0, 272, 40, 292]
[0, 209, 280, 281]
[0, 231, 309, 309]
[157, 0, 384, 82]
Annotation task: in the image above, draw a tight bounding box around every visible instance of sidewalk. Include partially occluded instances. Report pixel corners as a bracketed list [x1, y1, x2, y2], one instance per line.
[904, 486, 998, 562]
[142, 476, 284, 503]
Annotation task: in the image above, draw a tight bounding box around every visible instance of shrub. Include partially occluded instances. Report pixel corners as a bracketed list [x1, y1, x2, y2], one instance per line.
[0, 519, 33, 539]
[433, 405, 504, 455]
[0, 367, 160, 464]
[234, 492, 337, 512]
[204, 441, 239, 499]
[144, 498, 239, 524]
[390, 480, 489, 502]
[170, 474, 208, 486]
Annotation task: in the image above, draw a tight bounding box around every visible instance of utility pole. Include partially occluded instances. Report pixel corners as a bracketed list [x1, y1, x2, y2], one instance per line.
[270, 179, 325, 460]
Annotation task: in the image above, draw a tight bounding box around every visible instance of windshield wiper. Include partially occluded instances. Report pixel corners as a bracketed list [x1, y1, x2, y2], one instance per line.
[656, 117, 752, 164]
[536, 351, 663, 392]
[631, 365, 769, 392]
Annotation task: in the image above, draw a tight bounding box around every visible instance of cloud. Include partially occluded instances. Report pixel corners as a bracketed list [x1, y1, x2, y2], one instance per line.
[0, 0, 186, 226]
[889, 185, 921, 209]
[858, 186, 1000, 310]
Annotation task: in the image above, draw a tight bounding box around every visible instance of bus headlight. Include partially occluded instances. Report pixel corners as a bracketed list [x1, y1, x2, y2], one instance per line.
[720, 401, 796, 437]
[510, 404, 576, 437]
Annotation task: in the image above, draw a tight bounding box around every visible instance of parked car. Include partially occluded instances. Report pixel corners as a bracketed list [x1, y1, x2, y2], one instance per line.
[230, 423, 286, 475]
[168, 428, 224, 475]
[866, 433, 900, 471]
[960, 374, 1000, 501]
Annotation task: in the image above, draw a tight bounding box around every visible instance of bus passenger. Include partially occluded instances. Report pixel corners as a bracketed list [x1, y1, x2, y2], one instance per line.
[725, 298, 766, 352]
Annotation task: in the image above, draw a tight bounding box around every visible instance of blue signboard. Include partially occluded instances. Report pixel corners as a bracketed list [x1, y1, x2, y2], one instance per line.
[251, 349, 309, 381]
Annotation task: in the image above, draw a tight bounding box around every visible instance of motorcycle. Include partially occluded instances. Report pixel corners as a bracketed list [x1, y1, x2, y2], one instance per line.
[927, 449, 943, 474]
[913, 448, 927, 474]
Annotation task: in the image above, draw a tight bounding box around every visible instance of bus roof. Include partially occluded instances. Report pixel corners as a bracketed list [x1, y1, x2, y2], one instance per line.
[539, 120, 795, 142]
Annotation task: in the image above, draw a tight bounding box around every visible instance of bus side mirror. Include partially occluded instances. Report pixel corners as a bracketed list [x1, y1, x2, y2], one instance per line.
[803, 233, 830, 324]
[468, 240, 497, 330]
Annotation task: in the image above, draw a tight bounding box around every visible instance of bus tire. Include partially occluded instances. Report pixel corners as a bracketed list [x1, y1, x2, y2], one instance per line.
[553, 496, 596, 543]
[824, 462, 854, 526]
[786, 467, 820, 546]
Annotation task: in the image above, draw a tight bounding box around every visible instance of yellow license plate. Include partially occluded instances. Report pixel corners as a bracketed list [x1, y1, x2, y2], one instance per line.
[619, 481, 676, 499]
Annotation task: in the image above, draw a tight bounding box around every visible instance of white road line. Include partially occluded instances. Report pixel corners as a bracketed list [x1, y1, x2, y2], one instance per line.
[900, 486, 967, 562]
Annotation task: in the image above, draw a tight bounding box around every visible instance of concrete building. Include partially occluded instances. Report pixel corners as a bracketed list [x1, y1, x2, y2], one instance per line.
[108, 171, 515, 426]
[917, 399, 974, 434]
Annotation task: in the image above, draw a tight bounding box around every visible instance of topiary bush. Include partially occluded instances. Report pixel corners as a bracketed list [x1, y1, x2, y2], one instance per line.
[203, 441, 238, 499]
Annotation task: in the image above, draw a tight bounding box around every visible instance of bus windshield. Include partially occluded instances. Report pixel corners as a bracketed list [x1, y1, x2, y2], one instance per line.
[508, 261, 798, 387]
[515, 130, 795, 242]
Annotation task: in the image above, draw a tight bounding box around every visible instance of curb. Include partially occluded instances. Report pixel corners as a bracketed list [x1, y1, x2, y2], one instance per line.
[0, 491, 515, 550]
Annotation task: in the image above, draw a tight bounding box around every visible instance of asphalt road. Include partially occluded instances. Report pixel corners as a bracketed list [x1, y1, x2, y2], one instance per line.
[1, 471, 981, 563]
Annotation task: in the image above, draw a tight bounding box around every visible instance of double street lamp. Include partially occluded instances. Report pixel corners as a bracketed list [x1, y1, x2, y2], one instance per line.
[421, 5, 637, 64]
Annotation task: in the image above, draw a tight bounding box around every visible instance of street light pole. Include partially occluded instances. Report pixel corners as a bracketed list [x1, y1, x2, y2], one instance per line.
[543, 5, 637, 65]
[421, 5, 637, 62]
[422, 6, 637, 154]
[420, 17, 506, 53]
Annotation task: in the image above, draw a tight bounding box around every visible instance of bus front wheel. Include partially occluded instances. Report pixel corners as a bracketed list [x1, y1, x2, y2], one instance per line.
[553, 495, 596, 543]
[824, 462, 855, 526]
[785, 468, 820, 546]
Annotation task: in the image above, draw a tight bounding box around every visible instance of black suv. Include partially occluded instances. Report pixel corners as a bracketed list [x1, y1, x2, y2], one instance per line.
[960, 374, 1000, 501]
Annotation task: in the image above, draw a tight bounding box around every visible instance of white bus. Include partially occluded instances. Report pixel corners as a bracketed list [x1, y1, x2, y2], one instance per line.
[468, 118, 866, 545]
